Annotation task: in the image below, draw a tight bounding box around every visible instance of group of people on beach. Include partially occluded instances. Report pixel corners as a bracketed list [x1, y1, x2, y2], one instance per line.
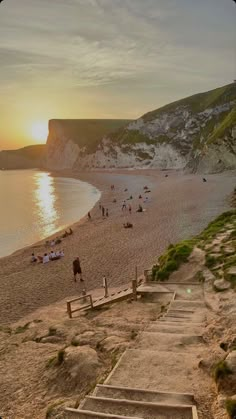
[45, 228, 73, 247]
[31, 250, 64, 264]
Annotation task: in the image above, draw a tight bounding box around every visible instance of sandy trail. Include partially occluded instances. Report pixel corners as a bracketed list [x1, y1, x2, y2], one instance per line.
[0, 169, 235, 325]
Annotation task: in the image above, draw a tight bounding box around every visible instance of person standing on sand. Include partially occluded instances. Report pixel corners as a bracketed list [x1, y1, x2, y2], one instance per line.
[73, 257, 84, 282]
[88, 211, 91, 220]
[102, 206, 105, 217]
[128, 204, 132, 214]
[106, 208, 109, 217]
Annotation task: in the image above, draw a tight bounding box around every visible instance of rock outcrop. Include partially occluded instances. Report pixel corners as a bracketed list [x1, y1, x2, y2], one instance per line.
[46, 83, 236, 173]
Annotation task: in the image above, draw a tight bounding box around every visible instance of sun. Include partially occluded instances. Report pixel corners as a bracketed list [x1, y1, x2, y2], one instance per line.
[31, 121, 48, 143]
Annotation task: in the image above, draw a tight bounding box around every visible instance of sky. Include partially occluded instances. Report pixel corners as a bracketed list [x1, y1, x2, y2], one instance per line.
[0, 0, 235, 149]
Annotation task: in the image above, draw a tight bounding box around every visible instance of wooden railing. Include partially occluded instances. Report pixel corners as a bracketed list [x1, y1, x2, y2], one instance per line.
[66, 294, 93, 319]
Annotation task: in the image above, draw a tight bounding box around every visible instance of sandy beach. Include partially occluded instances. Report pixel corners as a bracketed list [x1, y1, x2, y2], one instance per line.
[0, 168, 235, 325]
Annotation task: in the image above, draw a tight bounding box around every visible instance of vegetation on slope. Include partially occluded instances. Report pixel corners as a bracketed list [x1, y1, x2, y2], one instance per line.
[143, 83, 236, 122]
[2, 144, 46, 160]
[152, 210, 236, 282]
[208, 106, 236, 144]
[0, 145, 46, 169]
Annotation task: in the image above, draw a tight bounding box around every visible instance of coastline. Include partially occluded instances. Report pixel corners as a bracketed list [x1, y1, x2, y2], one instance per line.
[0, 170, 101, 259]
[0, 168, 235, 325]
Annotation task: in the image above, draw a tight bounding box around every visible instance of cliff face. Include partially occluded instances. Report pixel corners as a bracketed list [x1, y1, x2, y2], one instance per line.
[0, 145, 46, 170]
[46, 83, 236, 173]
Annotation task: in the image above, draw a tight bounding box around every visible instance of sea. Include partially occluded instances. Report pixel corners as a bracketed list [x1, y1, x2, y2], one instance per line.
[0, 170, 101, 257]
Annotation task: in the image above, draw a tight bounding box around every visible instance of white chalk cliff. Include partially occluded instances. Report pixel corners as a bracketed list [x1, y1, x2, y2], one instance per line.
[46, 83, 236, 173]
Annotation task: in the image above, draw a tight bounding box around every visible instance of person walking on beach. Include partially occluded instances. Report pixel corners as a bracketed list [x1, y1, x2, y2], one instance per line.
[73, 257, 84, 282]
[122, 201, 126, 211]
[102, 206, 105, 217]
[128, 204, 132, 214]
[106, 208, 109, 217]
[88, 211, 91, 220]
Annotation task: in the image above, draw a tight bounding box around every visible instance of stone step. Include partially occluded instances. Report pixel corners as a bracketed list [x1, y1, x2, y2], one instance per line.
[171, 300, 205, 309]
[159, 316, 203, 323]
[153, 321, 203, 330]
[65, 408, 141, 418]
[147, 324, 202, 335]
[94, 384, 195, 406]
[105, 349, 203, 393]
[167, 309, 195, 314]
[134, 332, 203, 351]
[81, 396, 193, 419]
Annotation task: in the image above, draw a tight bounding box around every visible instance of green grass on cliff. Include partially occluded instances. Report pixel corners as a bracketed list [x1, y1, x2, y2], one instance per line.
[152, 210, 236, 281]
[51, 119, 131, 153]
[143, 83, 236, 122]
[208, 106, 236, 143]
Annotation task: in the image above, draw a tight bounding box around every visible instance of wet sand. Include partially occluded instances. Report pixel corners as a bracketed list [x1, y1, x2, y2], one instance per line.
[0, 169, 235, 325]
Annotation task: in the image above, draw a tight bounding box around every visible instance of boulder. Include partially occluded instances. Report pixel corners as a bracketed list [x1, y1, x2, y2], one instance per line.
[214, 279, 231, 291]
[100, 335, 129, 353]
[41, 336, 63, 344]
[72, 330, 106, 348]
[64, 346, 100, 381]
[226, 351, 236, 374]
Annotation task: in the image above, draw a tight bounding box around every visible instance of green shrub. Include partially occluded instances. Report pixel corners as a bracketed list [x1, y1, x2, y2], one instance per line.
[205, 254, 218, 268]
[56, 349, 65, 366]
[48, 326, 57, 336]
[71, 337, 79, 347]
[153, 241, 194, 281]
[213, 360, 232, 382]
[130, 330, 138, 340]
[225, 398, 236, 419]
[15, 322, 30, 334]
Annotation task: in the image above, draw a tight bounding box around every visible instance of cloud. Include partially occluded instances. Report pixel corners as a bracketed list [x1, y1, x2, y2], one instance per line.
[0, 0, 235, 117]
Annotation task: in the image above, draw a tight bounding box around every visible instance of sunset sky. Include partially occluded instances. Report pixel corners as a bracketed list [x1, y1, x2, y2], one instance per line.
[0, 0, 235, 150]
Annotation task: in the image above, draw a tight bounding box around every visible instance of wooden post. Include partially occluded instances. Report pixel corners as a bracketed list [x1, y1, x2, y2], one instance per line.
[67, 301, 72, 319]
[89, 294, 94, 309]
[132, 279, 137, 301]
[103, 276, 109, 298]
[82, 289, 87, 304]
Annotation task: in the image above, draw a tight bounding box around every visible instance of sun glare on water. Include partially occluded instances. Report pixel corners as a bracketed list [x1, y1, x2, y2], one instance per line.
[31, 121, 48, 143]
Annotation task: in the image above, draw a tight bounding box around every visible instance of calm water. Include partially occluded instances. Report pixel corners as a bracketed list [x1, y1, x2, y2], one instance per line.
[0, 170, 101, 257]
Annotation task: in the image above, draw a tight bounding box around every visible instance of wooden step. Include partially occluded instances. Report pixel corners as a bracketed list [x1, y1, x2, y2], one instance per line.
[81, 396, 193, 419]
[94, 384, 195, 406]
[65, 408, 141, 418]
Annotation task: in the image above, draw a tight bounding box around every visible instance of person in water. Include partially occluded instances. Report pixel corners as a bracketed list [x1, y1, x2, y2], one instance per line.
[73, 257, 84, 282]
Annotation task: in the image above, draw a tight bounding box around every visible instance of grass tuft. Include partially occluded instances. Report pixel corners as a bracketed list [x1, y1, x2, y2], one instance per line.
[213, 360, 232, 382]
[14, 322, 31, 334]
[225, 398, 236, 419]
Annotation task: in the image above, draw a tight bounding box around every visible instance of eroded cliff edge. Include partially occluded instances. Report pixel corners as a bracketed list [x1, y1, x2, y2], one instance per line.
[47, 83, 236, 173]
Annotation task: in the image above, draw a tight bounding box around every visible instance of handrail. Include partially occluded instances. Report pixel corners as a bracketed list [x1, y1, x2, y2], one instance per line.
[67, 294, 93, 318]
